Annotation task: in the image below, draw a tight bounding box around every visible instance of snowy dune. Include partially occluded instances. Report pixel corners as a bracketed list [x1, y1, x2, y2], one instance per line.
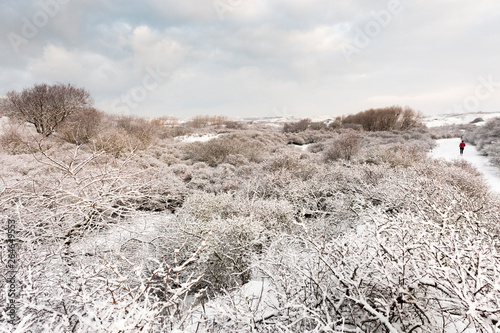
[424, 112, 500, 127]
[175, 133, 220, 143]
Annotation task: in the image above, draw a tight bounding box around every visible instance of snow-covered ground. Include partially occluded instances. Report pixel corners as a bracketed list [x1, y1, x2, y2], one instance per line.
[429, 138, 500, 194]
[424, 112, 500, 127]
[293, 143, 311, 151]
[175, 133, 220, 143]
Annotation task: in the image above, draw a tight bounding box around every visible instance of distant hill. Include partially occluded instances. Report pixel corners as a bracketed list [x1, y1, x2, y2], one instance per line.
[424, 111, 500, 127]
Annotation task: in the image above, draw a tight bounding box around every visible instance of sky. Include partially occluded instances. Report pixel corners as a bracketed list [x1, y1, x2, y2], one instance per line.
[1, 0, 500, 120]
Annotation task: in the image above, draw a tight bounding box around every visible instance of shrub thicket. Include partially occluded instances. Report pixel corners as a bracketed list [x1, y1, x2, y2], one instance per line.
[283, 118, 311, 133]
[468, 117, 500, 166]
[343, 105, 423, 131]
[323, 132, 360, 162]
[187, 115, 230, 128]
[2, 103, 500, 332]
[0, 121, 37, 154]
[184, 133, 266, 166]
[59, 107, 103, 144]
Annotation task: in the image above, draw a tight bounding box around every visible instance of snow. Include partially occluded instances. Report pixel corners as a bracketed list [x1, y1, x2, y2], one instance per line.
[293, 143, 311, 151]
[424, 112, 500, 127]
[429, 138, 500, 194]
[240, 279, 279, 319]
[182, 278, 279, 331]
[0, 116, 8, 133]
[175, 133, 220, 143]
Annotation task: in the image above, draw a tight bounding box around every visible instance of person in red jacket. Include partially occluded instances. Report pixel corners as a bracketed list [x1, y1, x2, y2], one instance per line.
[459, 140, 466, 155]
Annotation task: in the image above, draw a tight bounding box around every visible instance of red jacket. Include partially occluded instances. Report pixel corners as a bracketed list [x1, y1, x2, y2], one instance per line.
[459, 142, 466, 148]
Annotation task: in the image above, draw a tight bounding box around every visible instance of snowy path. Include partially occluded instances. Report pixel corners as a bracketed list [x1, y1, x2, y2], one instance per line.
[429, 138, 500, 194]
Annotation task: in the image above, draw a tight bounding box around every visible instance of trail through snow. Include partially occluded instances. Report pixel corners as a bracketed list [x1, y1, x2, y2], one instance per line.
[429, 138, 500, 194]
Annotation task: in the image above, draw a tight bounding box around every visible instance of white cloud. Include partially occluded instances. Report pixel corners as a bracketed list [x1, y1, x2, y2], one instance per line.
[129, 25, 188, 73]
[2, 0, 500, 118]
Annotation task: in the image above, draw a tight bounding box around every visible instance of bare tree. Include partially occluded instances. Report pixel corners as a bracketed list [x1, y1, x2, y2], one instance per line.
[1, 83, 93, 136]
[398, 106, 423, 130]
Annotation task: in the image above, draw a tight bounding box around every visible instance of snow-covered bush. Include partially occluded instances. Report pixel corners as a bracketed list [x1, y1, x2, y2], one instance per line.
[482, 142, 500, 166]
[264, 149, 319, 181]
[189, 158, 499, 332]
[246, 207, 500, 332]
[58, 107, 102, 145]
[90, 127, 135, 157]
[0, 223, 206, 332]
[177, 193, 265, 294]
[127, 167, 188, 213]
[186, 163, 241, 193]
[323, 131, 360, 162]
[282, 118, 311, 133]
[179, 192, 235, 222]
[115, 115, 162, 149]
[469, 117, 500, 167]
[184, 134, 266, 167]
[2, 115, 500, 332]
[367, 143, 426, 167]
[0, 124, 34, 155]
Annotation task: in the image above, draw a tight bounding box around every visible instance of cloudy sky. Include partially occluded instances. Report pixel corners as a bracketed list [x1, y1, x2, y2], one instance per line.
[1, 0, 500, 120]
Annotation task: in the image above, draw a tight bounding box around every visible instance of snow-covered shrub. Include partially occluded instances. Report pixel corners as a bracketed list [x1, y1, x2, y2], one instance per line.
[128, 167, 188, 213]
[240, 162, 366, 235]
[186, 115, 229, 128]
[233, 197, 296, 232]
[469, 117, 500, 148]
[264, 149, 320, 182]
[246, 130, 287, 148]
[177, 190, 299, 294]
[186, 163, 241, 193]
[196, 187, 499, 332]
[178, 192, 235, 222]
[178, 197, 265, 294]
[115, 115, 162, 149]
[284, 130, 331, 146]
[413, 158, 489, 203]
[184, 134, 266, 167]
[58, 107, 102, 145]
[429, 123, 475, 140]
[307, 140, 328, 153]
[85, 115, 163, 157]
[170, 163, 195, 182]
[469, 117, 500, 167]
[482, 142, 500, 166]
[323, 131, 360, 162]
[224, 153, 249, 167]
[197, 217, 264, 293]
[282, 118, 311, 133]
[0, 223, 206, 332]
[0, 125, 34, 155]
[370, 143, 426, 167]
[90, 127, 134, 157]
[343, 105, 423, 131]
[3, 115, 500, 332]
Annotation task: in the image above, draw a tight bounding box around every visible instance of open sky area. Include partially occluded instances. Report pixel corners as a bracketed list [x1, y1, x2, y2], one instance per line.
[1, 0, 500, 119]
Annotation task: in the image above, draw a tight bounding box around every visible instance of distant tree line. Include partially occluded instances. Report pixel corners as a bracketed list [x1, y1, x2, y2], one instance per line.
[0, 83, 243, 155]
[283, 105, 423, 133]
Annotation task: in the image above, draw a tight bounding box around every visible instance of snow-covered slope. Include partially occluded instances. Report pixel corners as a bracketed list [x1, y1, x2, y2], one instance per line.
[424, 112, 500, 127]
